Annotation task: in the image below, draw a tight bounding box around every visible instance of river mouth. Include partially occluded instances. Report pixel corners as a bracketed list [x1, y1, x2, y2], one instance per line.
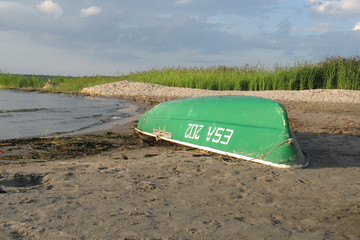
[0, 89, 139, 140]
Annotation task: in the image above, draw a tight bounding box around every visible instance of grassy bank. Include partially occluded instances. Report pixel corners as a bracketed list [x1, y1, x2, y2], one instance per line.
[1, 56, 359, 91]
[0, 74, 122, 92]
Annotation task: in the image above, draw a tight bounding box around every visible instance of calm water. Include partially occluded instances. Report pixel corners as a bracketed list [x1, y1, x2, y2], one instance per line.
[0, 90, 137, 140]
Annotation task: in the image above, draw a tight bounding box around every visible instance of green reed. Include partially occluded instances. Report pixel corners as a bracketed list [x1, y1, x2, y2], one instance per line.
[0, 73, 47, 88]
[48, 75, 126, 92]
[1, 56, 359, 91]
[126, 57, 360, 91]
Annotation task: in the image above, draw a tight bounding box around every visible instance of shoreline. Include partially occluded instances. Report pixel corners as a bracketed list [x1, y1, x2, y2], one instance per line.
[1, 81, 360, 239]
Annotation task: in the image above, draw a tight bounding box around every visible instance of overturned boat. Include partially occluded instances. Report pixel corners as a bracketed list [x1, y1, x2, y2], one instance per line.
[136, 96, 309, 168]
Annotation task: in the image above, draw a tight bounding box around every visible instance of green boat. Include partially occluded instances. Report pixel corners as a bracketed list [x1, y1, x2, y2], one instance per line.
[136, 96, 309, 168]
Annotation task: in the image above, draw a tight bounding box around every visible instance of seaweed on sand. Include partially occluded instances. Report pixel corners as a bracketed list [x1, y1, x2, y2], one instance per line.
[0, 132, 143, 163]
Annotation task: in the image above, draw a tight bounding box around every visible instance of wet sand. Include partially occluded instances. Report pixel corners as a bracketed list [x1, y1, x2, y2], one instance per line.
[0, 81, 359, 239]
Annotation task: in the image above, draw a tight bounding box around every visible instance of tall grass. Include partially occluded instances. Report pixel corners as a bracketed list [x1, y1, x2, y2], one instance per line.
[0, 74, 127, 91]
[48, 75, 127, 92]
[1, 56, 359, 91]
[0, 73, 47, 88]
[126, 56, 360, 90]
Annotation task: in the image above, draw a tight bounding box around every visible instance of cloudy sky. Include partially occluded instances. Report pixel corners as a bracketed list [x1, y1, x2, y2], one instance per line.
[1, 0, 360, 76]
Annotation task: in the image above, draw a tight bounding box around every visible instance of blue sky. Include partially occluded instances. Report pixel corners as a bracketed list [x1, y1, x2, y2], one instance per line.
[1, 0, 360, 76]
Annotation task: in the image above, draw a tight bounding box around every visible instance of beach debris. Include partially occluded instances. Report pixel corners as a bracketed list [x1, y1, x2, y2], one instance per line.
[43, 79, 55, 89]
[0, 133, 143, 163]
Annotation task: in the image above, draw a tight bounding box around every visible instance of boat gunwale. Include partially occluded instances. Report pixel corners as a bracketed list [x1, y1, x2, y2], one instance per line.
[135, 128, 309, 169]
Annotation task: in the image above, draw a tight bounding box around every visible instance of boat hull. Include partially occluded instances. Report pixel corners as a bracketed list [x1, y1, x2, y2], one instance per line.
[136, 96, 309, 168]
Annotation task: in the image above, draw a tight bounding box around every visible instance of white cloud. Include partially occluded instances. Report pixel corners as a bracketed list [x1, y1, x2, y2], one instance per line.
[299, 22, 340, 33]
[37, 0, 62, 18]
[175, 0, 192, 4]
[80, 6, 102, 17]
[309, 0, 360, 18]
[352, 22, 360, 31]
[0, 1, 30, 16]
[0, 1, 20, 11]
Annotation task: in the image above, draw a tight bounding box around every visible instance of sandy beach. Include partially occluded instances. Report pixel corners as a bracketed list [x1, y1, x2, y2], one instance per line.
[1, 81, 359, 239]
